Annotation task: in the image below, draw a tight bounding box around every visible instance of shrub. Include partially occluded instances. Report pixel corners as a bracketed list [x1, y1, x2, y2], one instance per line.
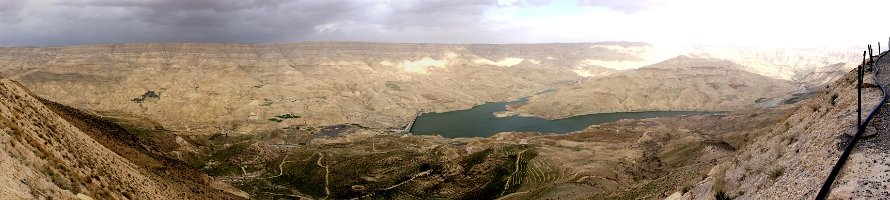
[768, 167, 785, 180]
[276, 114, 300, 119]
[715, 191, 730, 200]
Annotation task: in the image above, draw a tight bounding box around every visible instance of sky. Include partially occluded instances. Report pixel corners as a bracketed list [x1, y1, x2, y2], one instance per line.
[0, 0, 888, 47]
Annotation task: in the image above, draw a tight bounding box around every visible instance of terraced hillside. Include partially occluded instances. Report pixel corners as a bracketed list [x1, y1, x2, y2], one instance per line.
[144, 102, 792, 199]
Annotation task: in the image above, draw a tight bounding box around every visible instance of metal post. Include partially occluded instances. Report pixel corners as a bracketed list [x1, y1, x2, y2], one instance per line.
[880, 42, 883, 54]
[859, 60, 863, 130]
[869, 45, 874, 64]
[864, 51, 868, 67]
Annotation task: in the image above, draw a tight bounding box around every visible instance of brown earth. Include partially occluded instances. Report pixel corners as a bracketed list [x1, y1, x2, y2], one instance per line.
[0, 77, 247, 199]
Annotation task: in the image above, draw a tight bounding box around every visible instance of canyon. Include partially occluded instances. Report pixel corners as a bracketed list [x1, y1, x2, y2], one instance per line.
[0, 42, 876, 199]
[0, 42, 856, 135]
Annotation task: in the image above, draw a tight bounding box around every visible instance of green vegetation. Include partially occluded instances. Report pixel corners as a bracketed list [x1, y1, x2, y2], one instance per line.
[276, 114, 300, 119]
[271, 153, 328, 197]
[183, 131, 538, 199]
[268, 113, 300, 122]
[130, 91, 160, 103]
[385, 81, 403, 91]
[462, 148, 493, 170]
[202, 142, 250, 176]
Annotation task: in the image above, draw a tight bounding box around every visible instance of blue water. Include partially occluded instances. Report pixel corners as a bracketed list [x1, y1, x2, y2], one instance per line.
[410, 98, 712, 138]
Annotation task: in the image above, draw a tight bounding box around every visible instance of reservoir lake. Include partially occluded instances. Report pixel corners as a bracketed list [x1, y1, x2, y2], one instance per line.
[410, 98, 714, 138]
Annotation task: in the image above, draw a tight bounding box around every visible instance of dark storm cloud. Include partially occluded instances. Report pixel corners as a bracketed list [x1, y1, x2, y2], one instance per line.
[0, 0, 555, 46]
[377, 0, 503, 32]
[0, 0, 27, 23]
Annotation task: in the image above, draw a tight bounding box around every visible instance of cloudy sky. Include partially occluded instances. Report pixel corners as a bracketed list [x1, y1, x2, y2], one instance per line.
[0, 0, 888, 47]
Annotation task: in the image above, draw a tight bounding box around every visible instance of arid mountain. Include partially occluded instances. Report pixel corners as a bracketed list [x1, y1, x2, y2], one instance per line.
[687, 47, 860, 85]
[0, 42, 856, 135]
[794, 62, 854, 87]
[0, 42, 639, 134]
[512, 56, 800, 119]
[0, 78, 246, 199]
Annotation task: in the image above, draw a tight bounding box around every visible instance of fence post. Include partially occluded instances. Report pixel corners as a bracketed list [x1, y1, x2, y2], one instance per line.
[870, 45, 874, 64]
[859, 53, 863, 130]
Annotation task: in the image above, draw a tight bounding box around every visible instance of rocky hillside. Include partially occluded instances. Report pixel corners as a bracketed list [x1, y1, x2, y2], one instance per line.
[0, 42, 855, 135]
[512, 56, 800, 119]
[0, 77, 247, 199]
[670, 54, 887, 199]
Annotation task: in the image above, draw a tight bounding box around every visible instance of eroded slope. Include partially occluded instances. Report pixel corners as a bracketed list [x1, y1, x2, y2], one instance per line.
[0, 78, 246, 199]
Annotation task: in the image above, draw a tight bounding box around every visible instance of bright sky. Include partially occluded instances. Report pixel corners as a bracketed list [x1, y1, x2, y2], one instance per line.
[0, 0, 888, 47]
[495, 0, 890, 48]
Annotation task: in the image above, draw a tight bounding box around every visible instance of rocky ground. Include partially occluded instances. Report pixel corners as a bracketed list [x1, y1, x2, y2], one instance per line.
[830, 52, 890, 198]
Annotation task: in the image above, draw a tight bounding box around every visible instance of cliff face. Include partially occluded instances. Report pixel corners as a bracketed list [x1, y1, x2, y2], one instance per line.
[512, 56, 800, 119]
[0, 78, 246, 199]
[0, 42, 856, 134]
